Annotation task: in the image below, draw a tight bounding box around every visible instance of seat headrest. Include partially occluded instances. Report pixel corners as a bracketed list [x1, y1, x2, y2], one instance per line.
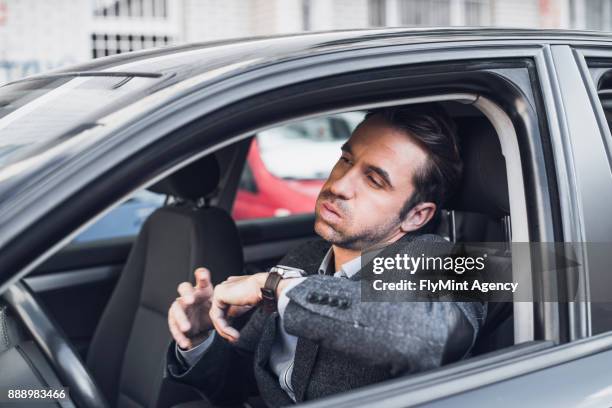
[446, 118, 509, 218]
[148, 156, 220, 200]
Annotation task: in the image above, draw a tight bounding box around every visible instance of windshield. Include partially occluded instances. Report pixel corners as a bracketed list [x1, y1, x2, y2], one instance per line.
[0, 74, 161, 169]
[257, 112, 364, 180]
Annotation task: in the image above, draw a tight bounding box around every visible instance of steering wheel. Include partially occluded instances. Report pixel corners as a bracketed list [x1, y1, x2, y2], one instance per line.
[3, 281, 110, 408]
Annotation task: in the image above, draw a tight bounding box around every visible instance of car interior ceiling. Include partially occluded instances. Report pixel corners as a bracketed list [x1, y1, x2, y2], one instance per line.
[0, 101, 514, 407]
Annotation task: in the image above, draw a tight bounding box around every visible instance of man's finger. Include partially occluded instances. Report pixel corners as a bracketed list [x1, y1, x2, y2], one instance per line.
[209, 298, 240, 342]
[177, 282, 195, 303]
[195, 268, 211, 289]
[208, 299, 229, 334]
[225, 276, 242, 282]
[193, 283, 214, 299]
[168, 315, 192, 349]
[227, 304, 253, 318]
[170, 300, 191, 332]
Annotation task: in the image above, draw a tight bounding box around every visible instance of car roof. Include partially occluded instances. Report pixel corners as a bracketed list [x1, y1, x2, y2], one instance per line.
[11, 27, 612, 84]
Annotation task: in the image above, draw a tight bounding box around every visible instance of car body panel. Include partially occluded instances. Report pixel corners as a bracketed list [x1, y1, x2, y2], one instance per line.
[300, 331, 612, 407]
[426, 348, 612, 407]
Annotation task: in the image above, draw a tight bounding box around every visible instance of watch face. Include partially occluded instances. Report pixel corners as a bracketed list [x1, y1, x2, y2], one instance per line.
[281, 270, 305, 279]
[272, 265, 306, 278]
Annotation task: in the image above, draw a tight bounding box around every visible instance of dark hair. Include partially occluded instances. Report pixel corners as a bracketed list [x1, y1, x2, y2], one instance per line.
[364, 103, 462, 232]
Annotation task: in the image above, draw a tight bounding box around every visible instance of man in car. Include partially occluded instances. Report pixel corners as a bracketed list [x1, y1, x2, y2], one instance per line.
[166, 104, 485, 407]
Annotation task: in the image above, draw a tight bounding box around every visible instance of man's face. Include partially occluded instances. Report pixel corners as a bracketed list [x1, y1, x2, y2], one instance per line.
[314, 115, 429, 250]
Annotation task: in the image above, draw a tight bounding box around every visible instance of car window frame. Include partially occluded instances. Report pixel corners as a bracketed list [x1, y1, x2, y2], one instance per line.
[567, 46, 612, 336]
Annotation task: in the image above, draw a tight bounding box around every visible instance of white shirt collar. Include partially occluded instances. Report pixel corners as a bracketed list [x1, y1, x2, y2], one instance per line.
[317, 247, 361, 278]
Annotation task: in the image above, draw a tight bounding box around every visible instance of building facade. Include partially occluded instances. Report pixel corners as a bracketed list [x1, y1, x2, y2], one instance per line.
[0, 0, 602, 85]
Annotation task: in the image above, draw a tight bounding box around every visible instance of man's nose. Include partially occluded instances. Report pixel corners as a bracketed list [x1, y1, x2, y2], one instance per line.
[328, 167, 356, 200]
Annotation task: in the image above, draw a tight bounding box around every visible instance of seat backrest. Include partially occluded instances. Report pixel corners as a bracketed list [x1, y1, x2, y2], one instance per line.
[86, 156, 244, 408]
[445, 117, 514, 356]
[447, 117, 509, 218]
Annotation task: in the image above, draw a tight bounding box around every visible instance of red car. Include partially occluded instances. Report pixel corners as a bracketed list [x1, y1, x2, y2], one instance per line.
[233, 137, 325, 219]
[232, 113, 362, 220]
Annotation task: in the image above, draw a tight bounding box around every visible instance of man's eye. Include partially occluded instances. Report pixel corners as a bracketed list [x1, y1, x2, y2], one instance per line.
[368, 175, 383, 188]
[339, 156, 350, 164]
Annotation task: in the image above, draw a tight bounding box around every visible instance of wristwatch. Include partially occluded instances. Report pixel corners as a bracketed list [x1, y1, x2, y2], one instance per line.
[261, 265, 306, 313]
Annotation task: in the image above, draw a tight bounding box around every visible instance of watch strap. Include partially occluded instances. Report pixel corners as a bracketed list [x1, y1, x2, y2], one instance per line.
[261, 272, 283, 313]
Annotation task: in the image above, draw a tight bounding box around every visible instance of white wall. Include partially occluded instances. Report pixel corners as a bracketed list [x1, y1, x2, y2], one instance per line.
[250, 0, 278, 36]
[0, 0, 90, 84]
[331, 0, 369, 29]
[310, 0, 335, 30]
[310, 0, 369, 31]
[491, 0, 540, 27]
[182, 0, 251, 41]
[274, 0, 304, 33]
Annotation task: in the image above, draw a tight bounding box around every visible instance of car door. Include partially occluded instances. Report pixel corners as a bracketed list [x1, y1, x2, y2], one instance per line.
[300, 42, 612, 408]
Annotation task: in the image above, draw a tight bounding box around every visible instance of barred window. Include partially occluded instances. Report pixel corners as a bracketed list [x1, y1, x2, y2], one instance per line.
[91, 33, 171, 58]
[93, 0, 168, 19]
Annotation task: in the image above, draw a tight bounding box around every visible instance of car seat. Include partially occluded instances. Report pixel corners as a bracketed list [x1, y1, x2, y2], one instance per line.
[85, 155, 244, 408]
[445, 117, 514, 356]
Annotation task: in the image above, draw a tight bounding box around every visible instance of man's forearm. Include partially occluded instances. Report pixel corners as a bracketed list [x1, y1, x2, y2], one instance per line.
[276, 277, 307, 316]
[175, 273, 303, 368]
[175, 330, 215, 367]
[167, 306, 265, 406]
[167, 332, 258, 405]
[282, 275, 483, 373]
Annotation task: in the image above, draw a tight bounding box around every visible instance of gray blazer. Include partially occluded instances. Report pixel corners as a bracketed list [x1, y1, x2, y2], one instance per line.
[166, 233, 485, 407]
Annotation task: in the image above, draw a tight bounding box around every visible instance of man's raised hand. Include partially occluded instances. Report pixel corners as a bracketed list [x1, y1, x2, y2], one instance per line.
[168, 267, 214, 350]
[209, 273, 269, 343]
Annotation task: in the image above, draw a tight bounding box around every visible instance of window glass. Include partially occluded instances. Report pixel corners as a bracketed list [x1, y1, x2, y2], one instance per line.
[231, 112, 364, 221]
[586, 61, 612, 334]
[91, 33, 173, 58]
[73, 189, 165, 243]
[0, 74, 161, 170]
[93, 0, 169, 18]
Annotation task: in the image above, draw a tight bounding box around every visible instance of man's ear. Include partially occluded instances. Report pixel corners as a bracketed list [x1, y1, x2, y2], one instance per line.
[399, 202, 437, 233]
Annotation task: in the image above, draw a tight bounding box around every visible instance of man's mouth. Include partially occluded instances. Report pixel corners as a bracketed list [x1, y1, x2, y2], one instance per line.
[320, 201, 342, 221]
